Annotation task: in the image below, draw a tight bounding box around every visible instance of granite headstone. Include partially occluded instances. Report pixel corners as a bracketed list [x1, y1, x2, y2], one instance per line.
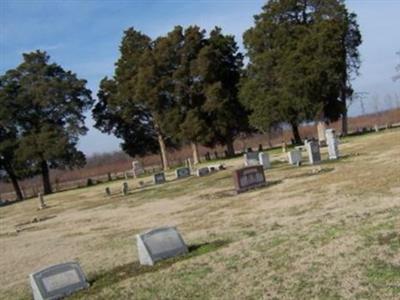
[232, 165, 266, 193]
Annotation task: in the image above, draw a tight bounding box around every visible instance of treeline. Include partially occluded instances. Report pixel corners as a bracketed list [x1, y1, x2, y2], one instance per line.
[1, 0, 363, 199]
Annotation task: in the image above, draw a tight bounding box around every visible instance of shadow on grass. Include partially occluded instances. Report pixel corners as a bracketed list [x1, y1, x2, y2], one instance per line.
[72, 240, 231, 299]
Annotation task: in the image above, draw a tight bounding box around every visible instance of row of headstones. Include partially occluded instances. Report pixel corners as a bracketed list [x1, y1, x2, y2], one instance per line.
[29, 226, 188, 300]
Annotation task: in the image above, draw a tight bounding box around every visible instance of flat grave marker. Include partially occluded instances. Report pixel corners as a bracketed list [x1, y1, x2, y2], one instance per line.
[153, 172, 166, 184]
[196, 167, 210, 177]
[175, 167, 191, 179]
[136, 227, 188, 265]
[232, 165, 266, 193]
[29, 262, 89, 300]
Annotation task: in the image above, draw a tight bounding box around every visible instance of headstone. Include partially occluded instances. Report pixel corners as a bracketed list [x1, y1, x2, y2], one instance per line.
[107, 172, 112, 181]
[244, 152, 259, 166]
[29, 262, 89, 300]
[122, 182, 128, 195]
[287, 150, 302, 165]
[175, 167, 191, 179]
[105, 187, 111, 196]
[196, 167, 210, 177]
[207, 164, 225, 172]
[317, 121, 327, 146]
[38, 193, 46, 210]
[186, 158, 193, 172]
[325, 128, 339, 159]
[305, 140, 321, 165]
[136, 227, 188, 266]
[132, 161, 144, 178]
[232, 165, 266, 193]
[153, 172, 166, 184]
[374, 124, 379, 132]
[259, 152, 271, 169]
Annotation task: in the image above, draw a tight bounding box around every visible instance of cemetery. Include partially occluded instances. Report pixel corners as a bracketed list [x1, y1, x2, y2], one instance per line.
[0, 129, 399, 299]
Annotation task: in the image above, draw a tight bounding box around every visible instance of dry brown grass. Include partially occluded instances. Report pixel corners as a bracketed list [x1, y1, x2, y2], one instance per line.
[0, 129, 399, 299]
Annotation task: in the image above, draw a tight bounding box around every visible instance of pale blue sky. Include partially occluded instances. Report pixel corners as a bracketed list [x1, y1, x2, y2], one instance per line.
[1, 0, 399, 155]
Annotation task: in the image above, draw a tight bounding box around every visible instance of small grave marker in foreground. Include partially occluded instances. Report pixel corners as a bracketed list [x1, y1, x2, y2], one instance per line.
[196, 167, 210, 177]
[122, 182, 128, 195]
[153, 172, 166, 184]
[136, 227, 188, 265]
[232, 165, 266, 193]
[175, 167, 191, 179]
[29, 262, 89, 300]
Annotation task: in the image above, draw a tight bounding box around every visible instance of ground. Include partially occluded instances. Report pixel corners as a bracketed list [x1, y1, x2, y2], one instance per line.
[1, 129, 399, 300]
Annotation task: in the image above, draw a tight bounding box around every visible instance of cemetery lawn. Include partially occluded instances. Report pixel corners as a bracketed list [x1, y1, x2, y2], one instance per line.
[1, 129, 399, 300]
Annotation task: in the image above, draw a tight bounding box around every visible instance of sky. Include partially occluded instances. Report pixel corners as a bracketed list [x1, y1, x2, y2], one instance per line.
[1, 0, 399, 155]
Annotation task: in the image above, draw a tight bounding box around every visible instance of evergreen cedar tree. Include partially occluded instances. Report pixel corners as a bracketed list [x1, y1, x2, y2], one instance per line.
[240, 0, 361, 143]
[0, 51, 93, 196]
[93, 26, 247, 166]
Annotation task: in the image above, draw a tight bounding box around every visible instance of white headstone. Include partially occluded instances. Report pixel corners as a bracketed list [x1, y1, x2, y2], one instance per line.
[258, 152, 270, 169]
[153, 172, 166, 184]
[196, 167, 210, 177]
[29, 262, 89, 300]
[136, 227, 188, 266]
[175, 167, 191, 179]
[287, 150, 302, 165]
[132, 161, 144, 178]
[244, 152, 260, 166]
[305, 140, 321, 165]
[326, 129, 339, 159]
[38, 193, 46, 210]
[374, 124, 379, 132]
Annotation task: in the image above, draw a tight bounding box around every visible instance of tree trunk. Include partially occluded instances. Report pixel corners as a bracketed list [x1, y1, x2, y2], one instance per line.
[226, 139, 235, 157]
[40, 160, 52, 195]
[290, 121, 302, 145]
[341, 105, 348, 136]
[4, 163, 23, 201]
[157, 133, 169, 170]
[191, 142, 200, 164]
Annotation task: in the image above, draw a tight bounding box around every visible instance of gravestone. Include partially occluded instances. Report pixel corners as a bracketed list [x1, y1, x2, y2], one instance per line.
[287, 149, 302, 165]
[132, 161, 144, 178]
[122, 182, 128, 195]
[325, 129, 339, 159]
[244, 152, 259, 166]
[374, 124, 379, 132]
[282, 141, 287, 153]
[29, 262, 89, 300]
[232, 165, 266, 193]
[317, 121, 327, 146]
[175, 167, 191, 179]
[38, 193, 46, 210]
[105, 187, 111, 196]
[207, 164, 225, 172]
[305, 140, 321, 165]
[259, 152, 271, 169]
[153, 172, 166, 184]
[136, 227, 188, 265]
[196, 167, 210, 177]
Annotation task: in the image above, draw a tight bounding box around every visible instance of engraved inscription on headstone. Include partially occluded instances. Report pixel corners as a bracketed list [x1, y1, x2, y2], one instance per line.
[287, 150, 302, 165]
[232, 165, 266, 193]
[325, 129, 339, 159]
[153, 172, 166, 184]
[244, 152, 260, 166]
[136, 227, 188, 265]
[29, 262, 89, 300]
[175, 167, 191, 179]
[305, 140, 321, 165]
[196, 167, 210, 177]
[259, 152, 271, 169]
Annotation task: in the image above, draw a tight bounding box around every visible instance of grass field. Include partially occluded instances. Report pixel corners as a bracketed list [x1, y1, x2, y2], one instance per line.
[1, 129, 399, 299]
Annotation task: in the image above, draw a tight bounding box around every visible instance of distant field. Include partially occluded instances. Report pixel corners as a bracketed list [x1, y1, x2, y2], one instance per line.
[0, 129, 399, 299]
